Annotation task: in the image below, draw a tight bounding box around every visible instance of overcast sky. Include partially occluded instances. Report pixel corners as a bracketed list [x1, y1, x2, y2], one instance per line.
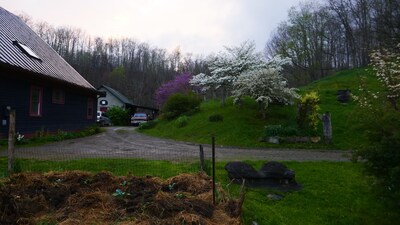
[1, 0, 300, 56]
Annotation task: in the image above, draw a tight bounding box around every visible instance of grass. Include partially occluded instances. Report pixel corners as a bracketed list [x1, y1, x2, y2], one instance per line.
[300, 67, 382, 150]
[142, 98, 268, 147]
[0, 125, 103, 150]
[1, 157, 398, 225]
[141, 67, 382, 150]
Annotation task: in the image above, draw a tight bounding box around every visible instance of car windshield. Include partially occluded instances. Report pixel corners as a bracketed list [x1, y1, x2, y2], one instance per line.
[134, 113, 146, 117]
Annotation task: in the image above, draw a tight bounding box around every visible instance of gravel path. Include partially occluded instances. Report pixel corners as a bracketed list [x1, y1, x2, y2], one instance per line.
[3, 127, 351, 162]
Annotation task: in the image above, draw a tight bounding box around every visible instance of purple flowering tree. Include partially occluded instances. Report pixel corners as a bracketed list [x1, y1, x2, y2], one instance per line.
[155, 73, 192, 107]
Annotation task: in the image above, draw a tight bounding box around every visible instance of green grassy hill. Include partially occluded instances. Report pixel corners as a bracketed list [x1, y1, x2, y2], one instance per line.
[141, 68, 381, 150]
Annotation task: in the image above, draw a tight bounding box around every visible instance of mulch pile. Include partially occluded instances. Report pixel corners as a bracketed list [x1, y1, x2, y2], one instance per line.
[0, 171, 242, 225]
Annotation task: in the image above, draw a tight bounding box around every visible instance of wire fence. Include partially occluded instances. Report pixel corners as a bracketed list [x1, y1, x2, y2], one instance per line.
[1, 125, 215, 179]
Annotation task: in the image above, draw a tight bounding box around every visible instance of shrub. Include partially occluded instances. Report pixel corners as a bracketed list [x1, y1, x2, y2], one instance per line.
[355, 109, 400, 206]
[264, 125, 299, 137]
[354, 45, 400, 207]
[264, 125, 282, 137]
[208, 114, 223, 122]
[297, 92, 320, 131]
[106, 106, 130, 126]
[155, 73, 192, 107]
[162, 93, 202, 120]
[138, 120, 158, 130]
[279, 126, 299, 137]
[175, 115, 190, 128]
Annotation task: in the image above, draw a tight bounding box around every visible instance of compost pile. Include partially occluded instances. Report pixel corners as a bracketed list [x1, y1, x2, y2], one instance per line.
[0, 171, 242, 225]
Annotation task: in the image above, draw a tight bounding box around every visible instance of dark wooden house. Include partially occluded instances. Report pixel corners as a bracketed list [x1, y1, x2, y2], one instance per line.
[0, 7, 100, 138]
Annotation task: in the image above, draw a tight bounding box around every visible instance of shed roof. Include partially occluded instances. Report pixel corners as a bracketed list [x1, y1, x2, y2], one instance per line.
[0, 7, 95, 91]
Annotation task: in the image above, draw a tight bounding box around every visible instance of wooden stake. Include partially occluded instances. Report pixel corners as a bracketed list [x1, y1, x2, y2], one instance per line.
[199, 145, 204, 172]
[8, 109, 15, 175]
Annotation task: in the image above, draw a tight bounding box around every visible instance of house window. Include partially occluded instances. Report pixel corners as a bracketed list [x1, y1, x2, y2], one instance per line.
[30, 86, 43, 117]
[87, 98, 94, 119]
[52, 89, 65, 104]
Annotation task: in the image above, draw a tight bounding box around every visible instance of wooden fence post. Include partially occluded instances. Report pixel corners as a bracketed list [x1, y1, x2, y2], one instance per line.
[8, 109, 16, 175]
[212, 134, 216, 205]
[199, 145, 204, 172]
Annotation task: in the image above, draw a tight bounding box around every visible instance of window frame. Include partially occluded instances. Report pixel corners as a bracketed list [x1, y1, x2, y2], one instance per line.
[52, 88, 65, 104]
[29, 86, 43, 117]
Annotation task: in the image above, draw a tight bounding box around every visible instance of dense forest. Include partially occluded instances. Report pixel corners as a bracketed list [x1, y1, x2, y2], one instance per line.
[21, 15, 209, 107]
[19, 0, 400, 107]
[266, 0, 400, 85]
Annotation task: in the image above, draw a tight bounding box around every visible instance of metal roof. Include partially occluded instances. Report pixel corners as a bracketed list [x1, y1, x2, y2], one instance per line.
[0, 7, 96, 91]
[98, 85, 133, 105]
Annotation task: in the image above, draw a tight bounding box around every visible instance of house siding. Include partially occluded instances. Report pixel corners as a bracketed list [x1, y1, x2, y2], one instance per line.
[97, 87, 125, 111]
[0, 73, 97, 138]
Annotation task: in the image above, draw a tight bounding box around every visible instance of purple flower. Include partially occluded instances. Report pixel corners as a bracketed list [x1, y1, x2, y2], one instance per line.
[155, 73, 192, 107]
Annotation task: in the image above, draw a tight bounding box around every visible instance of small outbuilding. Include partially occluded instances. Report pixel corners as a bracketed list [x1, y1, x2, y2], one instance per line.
[97, 85, 135, 112]
[0, 7, 100, 138]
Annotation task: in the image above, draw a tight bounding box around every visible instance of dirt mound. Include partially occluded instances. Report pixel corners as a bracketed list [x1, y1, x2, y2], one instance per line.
[0, 171, 242, 225]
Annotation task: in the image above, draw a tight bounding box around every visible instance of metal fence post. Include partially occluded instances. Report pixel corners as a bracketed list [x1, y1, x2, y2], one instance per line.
[8, 109, 16, 175]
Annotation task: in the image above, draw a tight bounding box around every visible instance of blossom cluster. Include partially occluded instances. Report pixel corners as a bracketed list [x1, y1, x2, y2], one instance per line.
[370, 44, 400, 100]
[155, 73, 192, 107]
[190, 41, 298, 110]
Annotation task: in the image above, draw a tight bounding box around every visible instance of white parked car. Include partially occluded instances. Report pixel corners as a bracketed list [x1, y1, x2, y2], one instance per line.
[131, 112, 148, 126]
[97, 111, 112, 126]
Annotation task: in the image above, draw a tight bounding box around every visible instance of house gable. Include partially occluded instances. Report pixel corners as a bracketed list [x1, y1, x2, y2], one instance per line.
[97, 85, 133, 112]
[0, 7, 100, 138]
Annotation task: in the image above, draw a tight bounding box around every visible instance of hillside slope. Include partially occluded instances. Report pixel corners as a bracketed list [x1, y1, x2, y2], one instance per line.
[141, 68, 381, 150]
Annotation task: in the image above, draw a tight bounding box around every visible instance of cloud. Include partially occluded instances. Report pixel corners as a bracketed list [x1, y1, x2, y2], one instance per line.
[1, 0, 299, 55]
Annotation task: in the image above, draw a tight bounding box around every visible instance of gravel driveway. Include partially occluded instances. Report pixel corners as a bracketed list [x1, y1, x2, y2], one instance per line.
[4, 127, 351, 162]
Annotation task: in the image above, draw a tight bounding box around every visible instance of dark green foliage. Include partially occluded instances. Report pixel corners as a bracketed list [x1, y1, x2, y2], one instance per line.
[264, 125, 298, 137]
[138, 120, 158, 130]
[106, 106, 130, 126]
[264, 125, 282, 136]
[208, 114, 224, 122]
[355, 109, 400, 206]
[15, 125, 102, 146]
[162, 93, 202, 120]
[279, 126, 299, 137]
[175, 115, 190, 128]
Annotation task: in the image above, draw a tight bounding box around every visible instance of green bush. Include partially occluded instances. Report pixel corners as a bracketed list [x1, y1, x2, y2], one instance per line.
[208, 114, 223, 122]
[162, 93, 202, 120]
[279, 126, 299, 136]
[138, 120, 158, 130]
[106, 106, 130, 125]
[175, 116, 190, 128]
[297, 92, 320, 131]
[355, 109, 400, 206]
[264, 125, 282, 136]
[15, 125, 102, 145]
[264, 125, 299, 137]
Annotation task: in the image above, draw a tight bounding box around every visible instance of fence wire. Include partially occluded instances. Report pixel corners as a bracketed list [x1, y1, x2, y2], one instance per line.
[0, 126, 214, 178]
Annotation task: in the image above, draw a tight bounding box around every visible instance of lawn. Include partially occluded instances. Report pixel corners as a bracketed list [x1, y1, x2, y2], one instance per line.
[1, 157, 398, 225]
[141, 68, 381, 150]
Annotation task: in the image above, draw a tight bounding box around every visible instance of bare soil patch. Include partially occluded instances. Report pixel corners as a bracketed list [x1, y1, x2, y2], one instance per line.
[0, 171, 241, 225]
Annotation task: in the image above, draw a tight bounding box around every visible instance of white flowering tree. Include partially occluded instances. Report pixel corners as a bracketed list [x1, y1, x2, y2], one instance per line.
[232, 55, 299, 118]
[370, 44, 400, 111]
[190, 41, 265, 106]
